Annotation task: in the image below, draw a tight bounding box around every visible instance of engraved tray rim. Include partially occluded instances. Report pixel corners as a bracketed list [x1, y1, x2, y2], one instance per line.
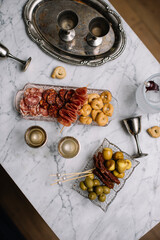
[23, 0, 127, 67]
[15, 82, 118, 127]
[72, 138, 140, 212]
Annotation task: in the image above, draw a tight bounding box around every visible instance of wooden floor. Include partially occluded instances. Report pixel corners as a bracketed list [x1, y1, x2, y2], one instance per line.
[109, 0, 160, 239]
[109, 0, 160, 63]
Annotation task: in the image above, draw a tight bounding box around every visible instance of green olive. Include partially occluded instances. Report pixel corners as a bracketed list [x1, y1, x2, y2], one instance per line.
[88, 192, 97, 200]
[113, 151, 124, 160]
[85, 176, 94, 188]
[87, 187, 94, 192]
[80, 181, 87, 191]
[88, 173, 94, 179]
[95, 186, 103, 195]
[102, 186, 110, 194]
[93, 179, 100, 186]
[98, 193, 106, 202]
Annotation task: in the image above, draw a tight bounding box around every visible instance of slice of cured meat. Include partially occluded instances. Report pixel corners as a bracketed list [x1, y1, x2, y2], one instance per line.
[24, 95, 40, 107]
[24, 88, 36, 97]
[39, 107, 49, 117]
[57, 116, 72, 127]
[39, 99, 49, 109]
[48, 104, 59, 118]
[43, 89, 55, 101]
[65, 102, 79, 112]
[20, 99, 30, 115]
[23, 88, 42, 107]
[47, 91, 57, 105]
[30, 105, 39, 116]
[65, 89, 75, 101]
[75, 87, 87, 96]
[69, 100, 82, 109]
[56, 95, 64, 109]
[59, 108, 71, 122]
[59, 89, 68, 101]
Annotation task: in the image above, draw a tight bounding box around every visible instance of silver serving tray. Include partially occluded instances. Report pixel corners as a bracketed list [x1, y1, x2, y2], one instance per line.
[15, 83, 118, 126]
[72, 138, 139, 212]
[23, 0, 126, 66]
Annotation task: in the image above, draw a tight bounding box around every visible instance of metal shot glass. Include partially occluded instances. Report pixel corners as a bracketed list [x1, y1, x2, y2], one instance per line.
[86, 17, 110, 47]
[58, 136, 80, 158]
[25, 126, 47, 148]
[57, 10, 78, 42]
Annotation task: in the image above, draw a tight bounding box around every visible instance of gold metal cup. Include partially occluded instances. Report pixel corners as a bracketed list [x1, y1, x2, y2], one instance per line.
[58, 136, 80, 158]
[25, 126, 47, 148]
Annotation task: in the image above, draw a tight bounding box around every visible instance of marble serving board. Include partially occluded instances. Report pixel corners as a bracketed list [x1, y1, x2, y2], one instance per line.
[15, 83, 118, 126]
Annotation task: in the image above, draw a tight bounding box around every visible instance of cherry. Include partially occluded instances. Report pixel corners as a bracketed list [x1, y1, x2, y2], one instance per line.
[145, 81, 159, 92]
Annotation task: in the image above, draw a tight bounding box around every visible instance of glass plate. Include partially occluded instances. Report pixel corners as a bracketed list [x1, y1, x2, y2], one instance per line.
[72, 138, 139, 212]
[15, 83, 118, 127]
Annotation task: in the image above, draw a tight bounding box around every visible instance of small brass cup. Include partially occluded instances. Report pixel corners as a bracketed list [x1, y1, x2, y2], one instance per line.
[58, 136, 80, 158]
[25, 126, 47, 148]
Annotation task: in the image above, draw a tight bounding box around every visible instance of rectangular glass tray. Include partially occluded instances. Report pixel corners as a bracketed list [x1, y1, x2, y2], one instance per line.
[72, 138, 139, 212]
[15, 83, 118, 127]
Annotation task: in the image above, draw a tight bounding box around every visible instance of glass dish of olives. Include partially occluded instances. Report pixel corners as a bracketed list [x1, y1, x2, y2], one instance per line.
[72, 138, 140, 212]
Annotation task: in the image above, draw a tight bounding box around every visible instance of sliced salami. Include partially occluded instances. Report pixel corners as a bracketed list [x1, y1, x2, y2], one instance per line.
[39, 107, 49, 117]
[43, 89, 55, 101]
[20, 99, 30, 115]
[75, 87, 87, 96]
[59, 89, 68, 101]
[39, 99, 49, 109]
[56, 95, 64, 109]
[24, 95, 40, 107]
[48, 104, 59, 118]
[57, 116, 72, 127]
[47, 91, 57, 105]
[65, 89, 75, 101]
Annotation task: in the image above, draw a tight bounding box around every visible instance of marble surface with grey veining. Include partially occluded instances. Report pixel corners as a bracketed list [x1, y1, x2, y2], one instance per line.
[0, 0, 160, 240]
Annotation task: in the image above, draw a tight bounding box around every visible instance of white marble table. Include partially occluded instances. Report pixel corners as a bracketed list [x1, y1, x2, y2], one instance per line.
[0, 0, 160, 239]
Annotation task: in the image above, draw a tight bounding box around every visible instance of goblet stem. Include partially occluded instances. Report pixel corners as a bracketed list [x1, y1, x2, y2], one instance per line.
[134, 134, 142, 155]
[7, 53, 26, 65]
[7, 53, 31, 71]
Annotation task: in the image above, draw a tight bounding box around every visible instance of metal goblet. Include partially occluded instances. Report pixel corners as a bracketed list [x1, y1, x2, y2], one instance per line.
[0, 43, 31, 71]
[86, 17, 110, 47]
[122, 116, 148, 158]
[57, 10, 78, 42]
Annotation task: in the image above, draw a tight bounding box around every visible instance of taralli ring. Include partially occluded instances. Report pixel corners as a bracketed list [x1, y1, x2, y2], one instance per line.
[80, 104, 92, 117]
[96, 112, 108, 126]
[103, 103, 114, 117]
[91, 97, 103, 110]
[79, 116, 92, 125]
[51, 66, 66, 79]
[91, 109, 102, 121]
[147, 126, 160, 138]
[88, 93, 100, 103]
[100, 91, 112, 103]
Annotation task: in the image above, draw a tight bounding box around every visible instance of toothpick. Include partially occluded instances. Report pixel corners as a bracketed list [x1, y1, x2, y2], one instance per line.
[60, 126, 65, 133]
[51, 173, 91, 186]
[50, 168, 95, 177]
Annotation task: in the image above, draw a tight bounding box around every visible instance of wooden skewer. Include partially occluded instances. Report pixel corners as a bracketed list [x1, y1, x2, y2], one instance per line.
[51, 170, 94, 183]
[51, 173, 91, 186]
[50, 168, 95, 177]
[60, 125, 65, 134]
